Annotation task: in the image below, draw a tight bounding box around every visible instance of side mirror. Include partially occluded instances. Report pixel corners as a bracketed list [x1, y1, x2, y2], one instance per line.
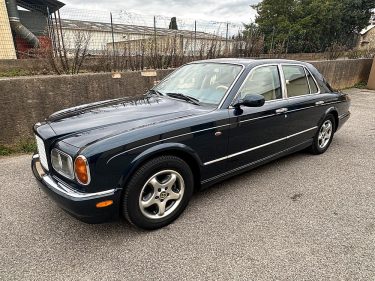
[233, 94, 265, 108]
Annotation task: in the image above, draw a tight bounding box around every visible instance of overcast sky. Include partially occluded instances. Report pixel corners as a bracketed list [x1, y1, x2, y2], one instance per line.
[61, 0, 260, 25]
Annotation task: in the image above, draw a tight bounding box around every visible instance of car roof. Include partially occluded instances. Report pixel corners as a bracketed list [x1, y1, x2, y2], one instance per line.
[190, 58, 312, 68]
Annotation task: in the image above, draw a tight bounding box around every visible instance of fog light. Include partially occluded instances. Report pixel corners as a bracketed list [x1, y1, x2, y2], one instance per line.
[96, 200, 113, 208]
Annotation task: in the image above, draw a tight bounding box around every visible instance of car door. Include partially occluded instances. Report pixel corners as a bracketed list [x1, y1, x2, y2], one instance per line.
[226, 65, 290, 171]
[281, 64, 325, 147]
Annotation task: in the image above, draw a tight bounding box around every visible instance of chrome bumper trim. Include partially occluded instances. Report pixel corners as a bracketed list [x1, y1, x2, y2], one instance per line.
[33, 154, 116, 200]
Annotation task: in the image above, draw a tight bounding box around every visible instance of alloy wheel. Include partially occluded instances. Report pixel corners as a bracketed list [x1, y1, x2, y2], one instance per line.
[318, 120, 333, 149]
[139, 170, 185, 219]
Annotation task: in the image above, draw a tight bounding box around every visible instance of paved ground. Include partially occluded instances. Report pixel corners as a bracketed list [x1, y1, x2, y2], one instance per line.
[1, 88, 374, 281]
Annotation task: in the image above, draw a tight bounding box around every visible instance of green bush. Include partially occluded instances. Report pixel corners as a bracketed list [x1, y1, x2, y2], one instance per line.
[0, 69, 30, 77]
[0, 138, 36, 156]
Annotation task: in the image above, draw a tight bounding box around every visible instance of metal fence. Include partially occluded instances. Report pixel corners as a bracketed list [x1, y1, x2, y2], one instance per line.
[2, 4, 265, 73]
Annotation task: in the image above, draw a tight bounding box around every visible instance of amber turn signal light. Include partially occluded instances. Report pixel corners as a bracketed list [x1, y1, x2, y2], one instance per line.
[96, 200, 113, 208]
[74, 156, 90, 185]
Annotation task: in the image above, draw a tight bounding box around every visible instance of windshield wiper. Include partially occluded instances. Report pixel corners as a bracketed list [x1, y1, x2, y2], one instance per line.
[166, 93, 200, 105]
[147, 89, 163, 96]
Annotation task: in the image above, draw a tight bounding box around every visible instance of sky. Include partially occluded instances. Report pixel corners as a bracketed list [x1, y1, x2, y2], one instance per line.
[61, 0, 260, 25]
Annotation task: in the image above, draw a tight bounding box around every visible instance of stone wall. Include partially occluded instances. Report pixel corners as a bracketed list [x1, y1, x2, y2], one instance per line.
[0, 59, 372, 145]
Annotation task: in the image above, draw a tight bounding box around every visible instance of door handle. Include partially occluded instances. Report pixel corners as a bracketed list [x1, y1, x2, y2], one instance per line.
[276, 108, 288, 114]
[315, 101, 324, 105]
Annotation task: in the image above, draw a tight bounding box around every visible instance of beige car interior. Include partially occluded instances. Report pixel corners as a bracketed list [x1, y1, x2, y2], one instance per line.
[241, 66, 282, 101]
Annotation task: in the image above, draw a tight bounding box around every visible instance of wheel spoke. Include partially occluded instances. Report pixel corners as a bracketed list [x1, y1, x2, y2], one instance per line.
[168, 189, 181, 200]
[157, 201, 166, 216]
[141, 197, 156, 208]
[149, 177, 163, 192]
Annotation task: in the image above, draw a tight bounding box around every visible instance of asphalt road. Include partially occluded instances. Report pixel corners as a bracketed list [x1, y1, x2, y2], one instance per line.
[1, 88, 374, 281]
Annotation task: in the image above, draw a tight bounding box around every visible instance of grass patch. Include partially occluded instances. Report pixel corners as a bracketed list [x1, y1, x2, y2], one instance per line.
[353, 81, 368, 89]
[0, 69, 31, 77]
[0, 138, 37, 156]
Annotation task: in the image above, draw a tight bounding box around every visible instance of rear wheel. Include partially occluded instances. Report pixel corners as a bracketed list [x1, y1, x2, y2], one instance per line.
[310, 114, 335, 155]
[122, 155, 194, 230]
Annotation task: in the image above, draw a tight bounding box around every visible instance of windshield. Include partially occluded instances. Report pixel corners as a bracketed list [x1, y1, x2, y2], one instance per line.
[154, 63, 243, 106]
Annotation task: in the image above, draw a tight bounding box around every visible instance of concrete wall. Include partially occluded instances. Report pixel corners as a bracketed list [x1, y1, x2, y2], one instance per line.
[0, 69, 173, 145]
[367, 58, 375, 90]
[310, 59, 372, 90]
[0, 58, 372, 145]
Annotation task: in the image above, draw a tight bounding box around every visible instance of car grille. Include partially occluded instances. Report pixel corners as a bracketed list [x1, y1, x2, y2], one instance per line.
[35, 135, 49, 171]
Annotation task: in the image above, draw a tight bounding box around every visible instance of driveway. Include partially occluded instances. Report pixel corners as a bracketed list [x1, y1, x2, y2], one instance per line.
[1, 88, 374, 280]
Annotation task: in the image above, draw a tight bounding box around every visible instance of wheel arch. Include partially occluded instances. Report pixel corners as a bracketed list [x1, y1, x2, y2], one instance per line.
[119, 143, 203, 192]
[323, 106, 339, 131]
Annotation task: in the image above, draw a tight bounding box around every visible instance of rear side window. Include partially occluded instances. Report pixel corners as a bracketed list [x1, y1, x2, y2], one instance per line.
[282, 65, 310, 97]
[306, 69, 319, 94]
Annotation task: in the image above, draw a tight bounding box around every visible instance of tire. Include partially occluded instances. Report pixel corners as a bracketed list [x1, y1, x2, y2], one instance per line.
[310, 114, 335, 155]
[122, 155, 194, 230]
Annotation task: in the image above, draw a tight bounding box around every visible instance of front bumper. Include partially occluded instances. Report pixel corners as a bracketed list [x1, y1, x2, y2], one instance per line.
[31, 154, 122, 223]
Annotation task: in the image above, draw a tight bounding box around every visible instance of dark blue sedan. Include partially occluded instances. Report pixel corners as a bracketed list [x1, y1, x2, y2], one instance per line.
[32, 59, 350, 229]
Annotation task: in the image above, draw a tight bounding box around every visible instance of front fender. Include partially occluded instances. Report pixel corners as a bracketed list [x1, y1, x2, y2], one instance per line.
[117, 142, 203, 188]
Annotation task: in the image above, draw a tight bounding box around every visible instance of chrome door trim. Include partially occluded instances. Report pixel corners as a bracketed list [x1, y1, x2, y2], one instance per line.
[203, 126, 317, 165]
[238, 113, 276, 124]
[202, 139, 312, 184]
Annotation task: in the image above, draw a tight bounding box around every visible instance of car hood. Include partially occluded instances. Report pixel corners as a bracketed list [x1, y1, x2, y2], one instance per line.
[47, 95, 212, 147]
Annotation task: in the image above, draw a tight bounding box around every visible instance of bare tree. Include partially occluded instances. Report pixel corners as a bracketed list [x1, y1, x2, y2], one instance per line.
[47, 21, 91, 75]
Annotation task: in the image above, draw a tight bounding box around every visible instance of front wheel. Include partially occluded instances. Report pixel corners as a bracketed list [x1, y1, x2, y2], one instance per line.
[310, 114, 335, 155]
[122, 155, 194, 230]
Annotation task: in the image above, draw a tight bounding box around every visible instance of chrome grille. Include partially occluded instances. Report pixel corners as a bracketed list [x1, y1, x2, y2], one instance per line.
[35, 135, 49, 171]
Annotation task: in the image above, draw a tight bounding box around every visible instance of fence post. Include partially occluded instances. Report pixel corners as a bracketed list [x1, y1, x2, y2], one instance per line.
[194, 20, 197, 58]
[110, 12, 115, 55]
[154, 16, 157, 68]
[225, 22, 229, 56]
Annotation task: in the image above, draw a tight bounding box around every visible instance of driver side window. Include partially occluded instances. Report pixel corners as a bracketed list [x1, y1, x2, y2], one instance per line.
[239, 65, 282, 101]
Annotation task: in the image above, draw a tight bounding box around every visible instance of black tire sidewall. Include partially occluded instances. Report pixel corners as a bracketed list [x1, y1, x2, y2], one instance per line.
[122, 156, 194, 230]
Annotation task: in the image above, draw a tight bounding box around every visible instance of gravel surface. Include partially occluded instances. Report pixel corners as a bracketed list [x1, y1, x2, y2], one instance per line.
[1, 88, 374, 281]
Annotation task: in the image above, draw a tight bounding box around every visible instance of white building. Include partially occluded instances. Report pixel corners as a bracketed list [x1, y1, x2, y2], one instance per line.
[56, 19, 233, 56]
